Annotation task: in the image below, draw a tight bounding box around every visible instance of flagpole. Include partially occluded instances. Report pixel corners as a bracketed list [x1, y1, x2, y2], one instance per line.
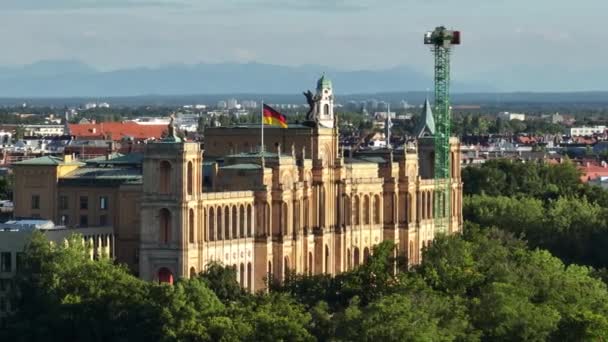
[261, 100, 264, 154]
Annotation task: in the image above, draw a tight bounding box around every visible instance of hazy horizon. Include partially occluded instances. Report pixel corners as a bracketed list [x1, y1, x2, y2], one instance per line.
[1, 1, 607, 92]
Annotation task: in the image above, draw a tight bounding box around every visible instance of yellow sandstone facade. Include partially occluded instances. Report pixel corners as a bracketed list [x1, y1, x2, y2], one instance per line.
[12, 77, 463, 291]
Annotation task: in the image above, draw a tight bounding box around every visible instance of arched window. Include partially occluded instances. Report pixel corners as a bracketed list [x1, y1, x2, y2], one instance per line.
[284, 256, 290, 279]
[247, 263, 253, 292]
[190, 267, 196, 278]
[409, 240, 414, 263]
[217, 207, 223, 240]
[344, 195, 351, 226]
[347, 248, 351, 271]
[209, 207, 215, 241]
[282, 202, 289, 235]
[187, 161, 193, 195]
[354, 196, 360, 225]
[158, 267, 173, 284]
[232, 206, 237, 238]
[323, 103, 329, 115]
[373, 195, 381, 224]
[267, 261, 273, 284]
[160, 161, 171, 194]
[354, 247, 360, 267]
[202, 208, 207, 242]
[159, 208, 171, 244]
[363, 195, 370, 225]
[239, 205, 245, 238]
[308, 252, 313, 275]
[224, 206, 230, 239]
[247, 205, 253, 237]
[240, 263, 245, 286]
[324, 245, 330, 274]
[363, 247, 370, 263]
[189, 208, 195, 243]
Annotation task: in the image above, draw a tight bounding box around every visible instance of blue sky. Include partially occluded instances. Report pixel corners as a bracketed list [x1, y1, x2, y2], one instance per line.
[1, 0, 606, 79]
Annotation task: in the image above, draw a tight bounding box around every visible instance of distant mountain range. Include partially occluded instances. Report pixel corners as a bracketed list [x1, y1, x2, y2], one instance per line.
[0, 61, 494, 98]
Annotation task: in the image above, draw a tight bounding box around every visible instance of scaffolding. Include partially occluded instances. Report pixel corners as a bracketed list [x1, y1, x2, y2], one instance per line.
[424, 27, 460, 233]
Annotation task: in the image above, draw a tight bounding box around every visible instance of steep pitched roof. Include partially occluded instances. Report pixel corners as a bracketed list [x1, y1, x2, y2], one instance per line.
[415, 98, 436, 138]
[68, 122, 167, 141]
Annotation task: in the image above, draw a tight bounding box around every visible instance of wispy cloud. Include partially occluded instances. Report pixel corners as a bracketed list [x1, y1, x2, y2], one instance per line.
[3, 0, 190, 11]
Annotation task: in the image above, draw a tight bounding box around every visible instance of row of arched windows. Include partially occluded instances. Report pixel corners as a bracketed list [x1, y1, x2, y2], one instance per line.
[207, 204, 253, 241]
[342, 194, 382, 226]
[345, 246, 370, 271]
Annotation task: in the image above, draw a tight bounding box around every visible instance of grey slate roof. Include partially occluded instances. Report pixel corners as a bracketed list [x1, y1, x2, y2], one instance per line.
[415, 98, 436, 138]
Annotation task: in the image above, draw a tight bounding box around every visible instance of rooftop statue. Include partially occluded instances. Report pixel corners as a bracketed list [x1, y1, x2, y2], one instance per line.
[303, 90, 321, 123]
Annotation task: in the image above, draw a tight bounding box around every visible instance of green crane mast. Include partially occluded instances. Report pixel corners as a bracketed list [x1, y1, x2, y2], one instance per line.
[424, 26, 460, 233]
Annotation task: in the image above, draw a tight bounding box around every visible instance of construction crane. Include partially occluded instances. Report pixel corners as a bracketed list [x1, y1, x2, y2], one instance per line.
[424, 26, 460, 233]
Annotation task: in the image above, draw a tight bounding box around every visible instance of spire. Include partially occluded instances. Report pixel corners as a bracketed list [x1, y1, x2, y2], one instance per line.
[415, 98, 436, 138]
[385, 104, 392, 148]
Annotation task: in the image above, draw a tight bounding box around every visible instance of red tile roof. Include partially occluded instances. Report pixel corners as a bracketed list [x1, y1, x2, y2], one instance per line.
[68, 122, 167, 141]
[579, 163, 608, 182]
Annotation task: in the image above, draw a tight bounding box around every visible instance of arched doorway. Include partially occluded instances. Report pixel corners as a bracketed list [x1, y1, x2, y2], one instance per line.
[354, 247, 360, 266]
[190, 267, 196, 278]
[158, 267, 173, 284]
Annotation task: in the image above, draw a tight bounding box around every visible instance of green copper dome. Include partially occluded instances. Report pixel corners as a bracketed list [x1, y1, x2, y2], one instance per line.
[316, 74, 332, 91]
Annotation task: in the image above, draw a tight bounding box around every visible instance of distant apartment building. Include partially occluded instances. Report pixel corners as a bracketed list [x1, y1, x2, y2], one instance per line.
[566, 126, 606, 137]
[23, 125, 65, 137]
[498, 112, 526, 121]
[0, 219, 114, 328]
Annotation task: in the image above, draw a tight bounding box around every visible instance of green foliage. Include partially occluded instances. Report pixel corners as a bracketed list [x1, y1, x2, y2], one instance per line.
[5, 220, 608, 341]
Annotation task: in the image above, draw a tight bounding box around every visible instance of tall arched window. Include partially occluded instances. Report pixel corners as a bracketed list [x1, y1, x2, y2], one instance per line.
[354, 247, 360, 267]
[373, 195, 381, 224]
[160, 161, 171, 194]
[324, 245, 330, 274]
[344, 195, 351, 226]
[224, 206, 230, 239]
[409, 240, 414, 263]
[187, 161, 193, 196]
[363, 195, 370, 225]
[208, 207, 215, 241]
[159, 208, 171, 243]
[239, 205, 245, 238]
[363, 247, 370, 263]
[217, 207, 223, 240]
[247, 263, 252, 292]
[284, 256, 290, 279]
[282, 202, 289, 235]
[190, 267, 196, 278]
[189, 208, 195, 243]
[308, 252, 313, 275]
[240, 263, 245, 286]
[247, 205, 253, 237]
[232, 206, 237, 238]
[354, 196, 360, 225]
[347, 248, 351, 271]
[323, 103, 329, 115]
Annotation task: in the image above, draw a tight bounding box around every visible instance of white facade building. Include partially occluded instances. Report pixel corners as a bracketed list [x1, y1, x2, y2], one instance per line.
[498, 112, 526, 121]
[567, 126, 607, 137]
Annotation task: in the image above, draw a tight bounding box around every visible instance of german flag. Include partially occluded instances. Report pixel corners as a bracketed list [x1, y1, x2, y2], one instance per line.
[263, 104, 288, 128]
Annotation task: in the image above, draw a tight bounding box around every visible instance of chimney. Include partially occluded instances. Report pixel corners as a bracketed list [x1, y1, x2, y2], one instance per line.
[106, 141, 114, 160]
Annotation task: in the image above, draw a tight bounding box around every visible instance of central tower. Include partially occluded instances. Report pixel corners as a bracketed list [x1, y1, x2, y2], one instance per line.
[316, 74, 335, 128]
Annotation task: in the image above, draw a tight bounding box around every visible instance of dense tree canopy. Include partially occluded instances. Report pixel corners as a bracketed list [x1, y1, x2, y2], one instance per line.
[3, 227, 608, 341]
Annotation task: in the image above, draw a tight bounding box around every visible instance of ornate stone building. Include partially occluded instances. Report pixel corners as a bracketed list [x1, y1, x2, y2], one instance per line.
[13, 76, 462, 291]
